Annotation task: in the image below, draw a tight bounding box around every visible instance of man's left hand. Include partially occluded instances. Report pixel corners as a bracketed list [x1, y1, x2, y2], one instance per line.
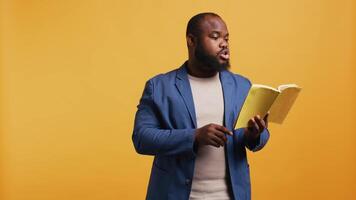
[244, 113, 269, 141]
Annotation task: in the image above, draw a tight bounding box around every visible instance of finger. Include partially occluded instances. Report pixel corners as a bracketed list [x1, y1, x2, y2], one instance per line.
[210, 135, 225, 147]
[248, 118, 259, 133]
[215, 125, 233, 135]
[253, 116, 263, 131]
[254, 115, 266, 131]
[247, 119, 254, 132]
[208, 137, 222, 147]
[212, 130, 227, 143]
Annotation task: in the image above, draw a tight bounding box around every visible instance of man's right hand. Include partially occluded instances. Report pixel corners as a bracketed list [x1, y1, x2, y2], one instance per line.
[194, 123, 233, 148]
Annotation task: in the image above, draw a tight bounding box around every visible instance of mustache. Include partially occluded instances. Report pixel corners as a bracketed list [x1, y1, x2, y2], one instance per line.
[217, 48, 229, 56]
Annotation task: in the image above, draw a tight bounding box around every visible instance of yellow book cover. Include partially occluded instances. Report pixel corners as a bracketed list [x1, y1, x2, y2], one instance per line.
[234, 84, 301, 129]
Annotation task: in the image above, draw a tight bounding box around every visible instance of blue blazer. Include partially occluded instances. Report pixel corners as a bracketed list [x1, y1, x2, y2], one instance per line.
[132, 63, 270, 200]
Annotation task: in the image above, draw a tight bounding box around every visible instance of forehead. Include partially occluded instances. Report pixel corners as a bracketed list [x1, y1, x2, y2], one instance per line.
[199, 16, 228, 35]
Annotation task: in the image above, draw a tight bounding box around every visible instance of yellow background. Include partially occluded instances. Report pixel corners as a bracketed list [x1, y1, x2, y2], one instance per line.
[1, 0, 355, 199]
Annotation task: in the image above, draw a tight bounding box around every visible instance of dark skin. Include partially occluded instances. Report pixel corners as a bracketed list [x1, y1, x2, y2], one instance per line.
[186, 15, 269, 148]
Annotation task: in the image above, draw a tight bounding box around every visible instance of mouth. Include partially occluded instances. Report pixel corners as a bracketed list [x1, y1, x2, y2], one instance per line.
[218, 49, 230, 61]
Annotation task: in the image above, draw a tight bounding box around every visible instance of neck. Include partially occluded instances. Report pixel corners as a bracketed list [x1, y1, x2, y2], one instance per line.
[187, 59, 218, 78]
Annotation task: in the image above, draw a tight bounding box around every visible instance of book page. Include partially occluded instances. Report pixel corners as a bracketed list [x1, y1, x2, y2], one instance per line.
[235, 85, 279, 129]
[269, 86, 301, 123]
[278, 84, 299, 91]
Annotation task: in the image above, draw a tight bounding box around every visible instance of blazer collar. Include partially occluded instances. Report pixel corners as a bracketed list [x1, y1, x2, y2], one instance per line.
[219, 69, 235, 130]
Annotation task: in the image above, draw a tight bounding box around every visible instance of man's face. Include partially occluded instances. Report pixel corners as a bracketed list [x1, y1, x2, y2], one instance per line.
[194, 16, 230, 72]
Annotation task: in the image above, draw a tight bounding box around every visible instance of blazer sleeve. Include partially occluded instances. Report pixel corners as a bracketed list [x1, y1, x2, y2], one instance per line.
[132, 80, 196, 157]
[233, 74, 270, 152]
[244, 128, 270, 152]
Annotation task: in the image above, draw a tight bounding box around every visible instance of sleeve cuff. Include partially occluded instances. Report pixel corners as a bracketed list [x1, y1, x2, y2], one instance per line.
[247, 128, 270, 152]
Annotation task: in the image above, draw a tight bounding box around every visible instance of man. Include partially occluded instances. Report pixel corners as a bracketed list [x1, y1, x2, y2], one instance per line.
[132, 12, 269, 200]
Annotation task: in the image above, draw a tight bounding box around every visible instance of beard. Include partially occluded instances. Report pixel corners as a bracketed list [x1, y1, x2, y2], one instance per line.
[194, 42, 230, 72]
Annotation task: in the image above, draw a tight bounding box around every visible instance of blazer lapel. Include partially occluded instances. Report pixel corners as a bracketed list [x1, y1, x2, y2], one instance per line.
[219, 70, 235, 130]
[175, 64, 197, 128]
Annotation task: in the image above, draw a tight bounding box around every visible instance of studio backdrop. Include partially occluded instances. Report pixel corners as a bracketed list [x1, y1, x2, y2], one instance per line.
[1, 0, 355, 199]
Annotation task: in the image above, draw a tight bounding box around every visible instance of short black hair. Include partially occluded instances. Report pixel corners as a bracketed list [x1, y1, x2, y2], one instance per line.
[186, 12, 221, 37]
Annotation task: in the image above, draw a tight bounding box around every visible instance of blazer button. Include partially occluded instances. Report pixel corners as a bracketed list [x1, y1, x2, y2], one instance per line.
[185, 179, 191, 186]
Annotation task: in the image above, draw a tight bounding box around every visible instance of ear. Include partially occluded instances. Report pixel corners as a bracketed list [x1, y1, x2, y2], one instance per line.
[186, 34, 196, 47]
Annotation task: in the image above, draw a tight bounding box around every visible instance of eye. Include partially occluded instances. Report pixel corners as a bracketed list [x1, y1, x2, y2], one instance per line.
[211, 35, 219, 40]
[210, 33, 220, 40]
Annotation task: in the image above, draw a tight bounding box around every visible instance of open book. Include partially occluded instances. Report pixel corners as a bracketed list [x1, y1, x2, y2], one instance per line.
[234, 84, 301, 129]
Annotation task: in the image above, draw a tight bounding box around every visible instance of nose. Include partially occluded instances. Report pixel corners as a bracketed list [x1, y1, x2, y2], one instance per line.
[219, 39, 228, 49]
